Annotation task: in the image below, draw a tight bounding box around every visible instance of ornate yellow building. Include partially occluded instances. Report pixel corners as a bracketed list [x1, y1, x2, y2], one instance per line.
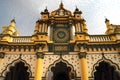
[0, 3, 120, 80]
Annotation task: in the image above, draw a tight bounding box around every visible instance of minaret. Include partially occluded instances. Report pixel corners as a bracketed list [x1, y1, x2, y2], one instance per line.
[10, 19, 16, 26]
[7, 19, 19, 36]
[1, 19, 19, 42]
[34, 20, 40, 34]
[32, 7, 49, 41]
[73, 6, 88, 33]
[40, 7, 49, 33]
[34, 8, 49, 80]
[105, 18, 113, 34]
[74, 6, 82, 19]
[74, 7, 88, 40]
[41, 7, 49, 20]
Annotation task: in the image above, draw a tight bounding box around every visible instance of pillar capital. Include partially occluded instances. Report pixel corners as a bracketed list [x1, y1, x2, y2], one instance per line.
[36, 52, 44, 59]
[0, 52, 5, 58]
[78, 52, 87, 59]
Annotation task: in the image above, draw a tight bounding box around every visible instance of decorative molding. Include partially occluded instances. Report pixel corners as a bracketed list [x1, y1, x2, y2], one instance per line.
[47, 56, 75, 73]
[78, 52, 87, 59]
[0, 52, 5, 58]
[36, 52, 44, 59]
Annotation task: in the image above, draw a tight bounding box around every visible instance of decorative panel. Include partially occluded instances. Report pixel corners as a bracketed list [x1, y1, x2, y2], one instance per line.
[53, 24, 70, 43]
[62, 54, 81, 77]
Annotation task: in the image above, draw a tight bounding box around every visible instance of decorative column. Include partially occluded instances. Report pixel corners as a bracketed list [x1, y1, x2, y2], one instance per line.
[0, 52, 5, 67]
[34, 52, 44, 80]
[78, 52, 88, 80]
[70, 24, 73, 40]
[50, 25, 53, 41]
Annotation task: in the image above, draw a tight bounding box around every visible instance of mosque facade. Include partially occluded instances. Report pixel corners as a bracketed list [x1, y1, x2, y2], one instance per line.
[0, 3, 120, 80]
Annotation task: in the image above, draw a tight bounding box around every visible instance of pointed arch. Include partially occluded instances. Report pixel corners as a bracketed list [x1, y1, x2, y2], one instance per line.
[46, 57, 76, 80]
[47, 57, 75, 72]
[1, 56, 32, 77]
[92, 56, 120, 80]
[4, 61, 30, 80]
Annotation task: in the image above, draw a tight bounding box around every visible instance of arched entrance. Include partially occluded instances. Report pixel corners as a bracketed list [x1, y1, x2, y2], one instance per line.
[4, 61, 30, 80]
[50, 61, 75, 80]
[94, 61, 120, 80]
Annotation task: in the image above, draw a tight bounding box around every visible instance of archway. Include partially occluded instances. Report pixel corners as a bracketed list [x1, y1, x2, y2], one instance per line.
[4, 61, 30, 80]
[94, 61, 120, 80]
[50, 61, 75, 80]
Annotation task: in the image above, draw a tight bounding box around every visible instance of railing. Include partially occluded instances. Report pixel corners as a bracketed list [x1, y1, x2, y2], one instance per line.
[12, 36, 32, 42]
[89, 35, 112, 42]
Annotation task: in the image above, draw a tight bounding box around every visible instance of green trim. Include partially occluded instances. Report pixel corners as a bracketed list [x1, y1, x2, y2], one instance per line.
[78, 52, 87, 59]
[36, 52, 44, 59]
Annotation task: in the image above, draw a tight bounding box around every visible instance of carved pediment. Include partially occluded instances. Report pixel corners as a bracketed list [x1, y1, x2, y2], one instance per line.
[50, 3, 72, 17]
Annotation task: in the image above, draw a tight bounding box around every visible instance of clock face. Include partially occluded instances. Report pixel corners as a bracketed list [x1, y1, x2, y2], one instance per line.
[53, 28, 69, 43]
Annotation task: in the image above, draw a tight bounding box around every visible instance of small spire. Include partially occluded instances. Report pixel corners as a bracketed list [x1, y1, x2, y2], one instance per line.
[11, 18, 16, 23]
[61, 0, 62, 3]
[44, 6, 48, 12]
[75, 6, 79, 11]
[74, 6, 82, 14]
[105, 17, 109, 23]
[60, 0, 64, 8]
[10, 18, 16, 26]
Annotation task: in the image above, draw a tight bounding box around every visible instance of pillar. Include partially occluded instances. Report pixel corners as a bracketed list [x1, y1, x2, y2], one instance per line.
[79, 52, 88, 80]
[70, 24, 73, 40]
[50, 25, 53, 41]
[34, 52, 44, 80]
[0, 52, 5, 68]
[39, 24, 42, 32]
[42, 23, 45, 32]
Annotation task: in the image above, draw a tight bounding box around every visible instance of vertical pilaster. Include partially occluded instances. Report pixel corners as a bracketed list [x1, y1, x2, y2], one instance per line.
[42, 23, 45, 32]
[45, 23, 47, 33]
[78, 52, 88, 80]
[34, 52, 44, 80]
[39, 24, 42, 32]
[70, 24, 73, 40]
[50, 26, 53, 41]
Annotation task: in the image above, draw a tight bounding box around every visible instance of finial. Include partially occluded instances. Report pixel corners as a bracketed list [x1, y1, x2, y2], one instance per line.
[75, 5, 77, 9]
[11, 17, 16, 23]
[75, 6, 79, 11]
[44, 6, 48, 12]
[60, 0, 63, 8]
[105, 17, 109, 23]
[61, 0, 62, 3]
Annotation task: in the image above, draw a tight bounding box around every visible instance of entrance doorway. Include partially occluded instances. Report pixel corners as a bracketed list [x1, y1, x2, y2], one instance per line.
[94, 61, 120, 80]
[4, 61, 29, 80]
[51, 61, 74, 80]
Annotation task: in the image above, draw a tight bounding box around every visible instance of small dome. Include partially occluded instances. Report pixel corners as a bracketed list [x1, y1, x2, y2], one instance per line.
[11, 19, 16, 23]
[44, 7, 48, 12]
[105, 18, 109, 23]
[74, 7, 82, 14]
[41, 7, 49, 14]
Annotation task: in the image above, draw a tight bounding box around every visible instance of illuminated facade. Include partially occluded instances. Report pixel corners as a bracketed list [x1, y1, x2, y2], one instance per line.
[0, 3, 120, 80]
